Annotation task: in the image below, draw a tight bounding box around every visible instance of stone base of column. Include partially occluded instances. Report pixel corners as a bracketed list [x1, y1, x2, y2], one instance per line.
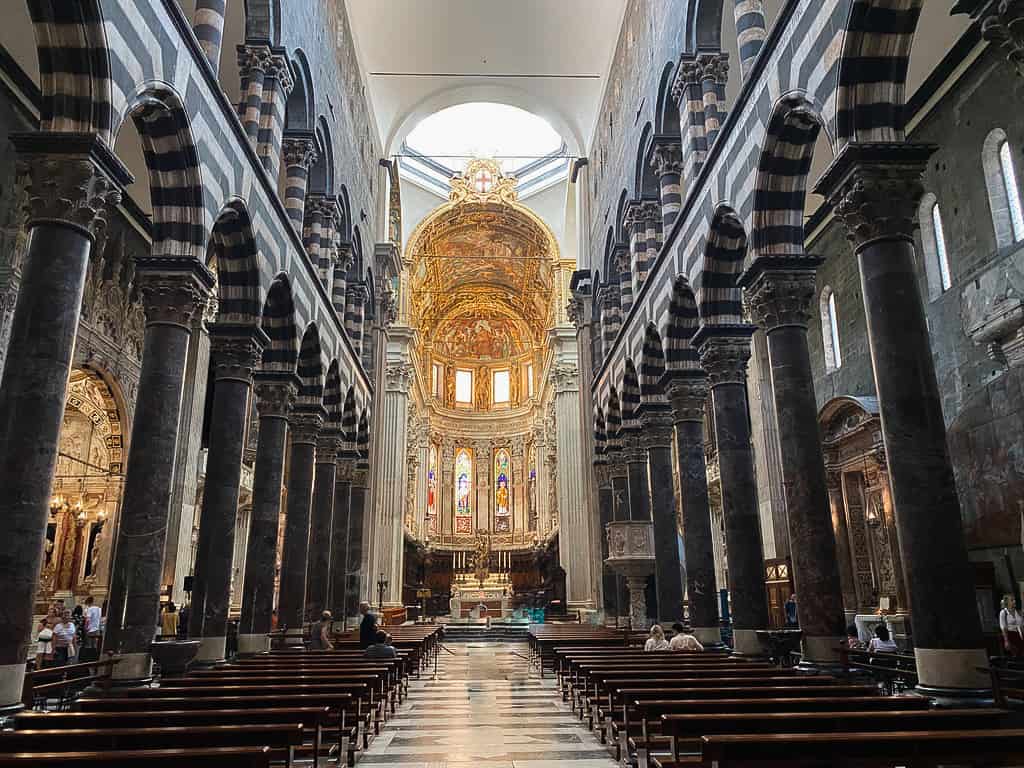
[731, 628, 768, 659]
[792, 635, 846, 674]
[626, 577, 651, 630]
[237, 633, 270, 656]
[0, 663, 25, 714]
[914, 647, 992, 705]
[109, 651, 154, 685]
[283, 627, 306, 648]
[193, 635, 226, 666]
[694, 626, 726, 650]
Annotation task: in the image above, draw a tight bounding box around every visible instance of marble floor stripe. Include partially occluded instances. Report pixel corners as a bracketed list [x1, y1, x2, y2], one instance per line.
[360, 640, 617, 768]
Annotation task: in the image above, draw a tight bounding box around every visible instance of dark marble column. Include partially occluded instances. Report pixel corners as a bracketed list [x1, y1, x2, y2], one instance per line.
[816, 143, 988, 695]
[666, 372, 721, 647]
[329, 461, 353, 620]
[237, 375, 297, 655]
[344, 467, 369, 618]
[641, 405, 684, 623]
[187, 324, 267, 664]
[594, 460, 618, 620]
[104, 261, 214, 682]
[741, 258, 846, 666]
[695, 327, 769, 657]
[306, 432, 340, 620]
[278, 410, 323, 645]
[608, 455, 633, 623]
[0, 135, 125, 710]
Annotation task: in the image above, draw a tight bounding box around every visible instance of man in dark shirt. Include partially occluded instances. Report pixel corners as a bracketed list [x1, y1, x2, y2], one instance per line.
[365, 630, 397, 659]
[358, 601, 378, 648]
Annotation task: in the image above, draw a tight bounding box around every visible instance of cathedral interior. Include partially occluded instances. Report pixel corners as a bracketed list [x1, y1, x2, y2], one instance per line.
[3, 0, 1024, 763]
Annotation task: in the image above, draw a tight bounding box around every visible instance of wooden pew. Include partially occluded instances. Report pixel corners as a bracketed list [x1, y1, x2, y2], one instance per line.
[0, 746, 272, 767]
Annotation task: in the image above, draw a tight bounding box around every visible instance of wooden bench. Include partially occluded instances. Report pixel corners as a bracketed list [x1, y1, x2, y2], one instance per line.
[0, 746, 272, 767]
[21, 657, 120, 711]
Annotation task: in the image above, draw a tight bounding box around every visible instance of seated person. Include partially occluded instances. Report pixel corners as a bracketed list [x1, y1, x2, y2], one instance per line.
[365, 629, 397, 659]
[846, 622, 864, 650]
[867, 623, 898, 653]
[644, 624, 670, 652]
[668, 622, 704, 652]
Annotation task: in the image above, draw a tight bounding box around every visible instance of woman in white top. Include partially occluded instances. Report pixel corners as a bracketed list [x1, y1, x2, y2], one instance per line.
[644, 624, 670, 652]
[668, 622, 705, 652]
[52, 609, 77, 666]
[867, 624, 897, 653]
[1000, 593, 1024, 657]
[35, 618, 53, 669]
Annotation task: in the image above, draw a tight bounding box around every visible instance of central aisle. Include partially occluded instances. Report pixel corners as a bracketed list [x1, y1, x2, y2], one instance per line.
[359, 640, 618, 767]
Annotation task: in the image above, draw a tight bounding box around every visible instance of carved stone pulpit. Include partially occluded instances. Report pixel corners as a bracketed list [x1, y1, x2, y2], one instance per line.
[604, 520, 655, 629]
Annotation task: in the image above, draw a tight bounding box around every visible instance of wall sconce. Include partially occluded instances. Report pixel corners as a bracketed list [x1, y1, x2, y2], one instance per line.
[865, 497, 883, 527]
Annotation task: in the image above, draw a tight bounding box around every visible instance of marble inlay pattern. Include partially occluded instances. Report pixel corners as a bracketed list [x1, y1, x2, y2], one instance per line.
[360, 641, 617, 768]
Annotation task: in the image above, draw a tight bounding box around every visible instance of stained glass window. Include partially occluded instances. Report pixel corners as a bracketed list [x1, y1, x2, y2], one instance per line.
[427, 444, 438, 535]
[494, 448, 512, 533]
[454, 448, 473, 534]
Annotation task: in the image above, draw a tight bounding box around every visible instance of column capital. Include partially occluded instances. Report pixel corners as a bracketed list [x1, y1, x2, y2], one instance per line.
[11, 132, 130, 243]
[253, 374, 299, 418]
[620, 430, 646, 465]
[551, 362, 578, 394]
[671, 55, 701, 103]
[336, 241, 355, 272]
[694, 325, 755, 387]
[593, 459, 611, 488]
[316, 432, 342, 463]
[739, 256, 823, 331]
[606, 452, 628, 480]
[650, 138, 684, 178]
[601, 282, 621, 311]
[621, 199, 648, 233]
[136, 258, 215, 328]
[640, 405, 675, 449]
[336, 458, 355, 483]
[612, 243, 631, 271]
[566, 295, 586, 330]
[236, 43, 274, 77]
[979, 1, 1024, 76]
[385, 362, 413, 393]
[825, 469, 842, 493]
[290, 409, 324, 445]
[696, 51, 730, 84]
[265, 49, 294, 93]
[208, 323, 270, 382]
[347, 282, 369, 305]
[814, 142, 938, 248]
[665, 370, 710, 423]
[352, 467, 369, 488]
[282, 132, 318, 170]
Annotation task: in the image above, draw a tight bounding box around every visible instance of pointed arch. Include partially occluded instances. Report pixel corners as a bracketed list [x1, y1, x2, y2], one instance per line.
[640, 323, 668, 403]
[356, 408, 371, 460]
[296, 322, 325, 410]
[284, 50, 314, 131]
[341, 385, 358, 449]
[323, 360, 343, 432]
[656, 61, 682, 137]
[635, 123, 659, 199]
[259, 273, 298, 373]
[594, 405, 608, 457]
[751, 95, 827, 260]
[605, 386, 623, 452]
[696, 206, 747, 326]
[685, 0, 726, 53]
[206, 199, 261, 324]
[309, 116, 334, 195]
[666, 276, 702, 372]
[621, 359, 642, 426]
[615, 190, 630, 243]
[338, 186, 353, 244]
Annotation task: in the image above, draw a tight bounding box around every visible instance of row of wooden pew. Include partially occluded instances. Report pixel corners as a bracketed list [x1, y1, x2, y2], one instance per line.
[533, 625, 1024, 768]
[0, 625, 440, 767]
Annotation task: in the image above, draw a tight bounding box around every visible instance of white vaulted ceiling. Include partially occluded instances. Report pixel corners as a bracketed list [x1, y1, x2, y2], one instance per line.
[345, 0, 628, 156]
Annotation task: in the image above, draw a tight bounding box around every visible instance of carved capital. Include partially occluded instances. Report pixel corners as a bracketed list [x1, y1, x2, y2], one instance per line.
[305, 194, 340, 230]
[981, 1, 1024, 77]
[352, 467, 369, 488]
[601, 283, 622, 312]
[551, 362, 578, 394]
[825, 470, 843, 494]
[671, 57, 701, 104]
[254, 376, 298, 419]
[265, 51, 294, 93]
[282, 134, 318, 171]
[208, 323, 268, 382]
[336, 242, 355, 273]
[650, 139, 684, 178]
[386, 362, 412, 393]
[640, 406, 675, 449]
[336, 459, 355, 483]
[815, 143, 937, 248]
[593, 460, 611, 488]
[696, 329, 754, 387]
[236, 43, 274, 78]
[665, 372, 710, 423]
[136, 260, 214, 327]
[316, 432, 342, 463]
[620, 430, 647, 465]
[290, 410, 324, 444]
[740, 258, 822, 331]
[697, 52, 730, 85]
[567, 295, 586, 330]
[347, 282, 370, 305]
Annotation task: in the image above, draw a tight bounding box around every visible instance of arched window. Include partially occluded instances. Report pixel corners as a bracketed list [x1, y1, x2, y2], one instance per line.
[819, 287, 842, 372]
[426, 444, 438, 535]
[918, 193, 953, 299]
[454, 448, 473, 534]
[983, 129, 1024, 248]
[494, 448, 512, 533]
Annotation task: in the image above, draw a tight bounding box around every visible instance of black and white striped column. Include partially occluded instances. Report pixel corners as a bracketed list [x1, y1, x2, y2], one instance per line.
[600, 284, 622, 358]
[236, 44, 272, 146]
[622, 202, 646, 299]
[650, 138, 684, 231]
[332, 243, 354, 316]
[303, 194, 339, 289]
[641, 200, 661, 287]
[346, 283, 369, 356]
[192, 0, 227, 75]
[613, 243, 633, 316]
[671, 57, 708, 179]
[281, 131, 318, 232]
[699, 53, 729, 149]
[257, 49, 293, 180]
[734, 1, 768, 78]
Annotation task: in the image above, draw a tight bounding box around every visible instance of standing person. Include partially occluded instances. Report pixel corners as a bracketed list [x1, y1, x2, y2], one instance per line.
[1000, 594, 1024, 657]
[35, 617, 53, 669]
[644, 624, 670, 652]
[80, 595, 102, 662]
[310, 611, 334, 650]
[668, 622, 705, 652]
[784, 593, 799, 627]
[177, 602, 190, 639]
[358, 601, 378, 649]
[161, 601, 179, 638]
[52, 609, 77, 666]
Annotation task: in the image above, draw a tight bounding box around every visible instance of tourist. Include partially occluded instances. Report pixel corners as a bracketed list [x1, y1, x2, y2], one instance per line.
[311, 610, 334, 650]
[83, 596, 102, 644]
[644, 624, 670, 652]
[35, 617, 53, 669]
[52, 609, 77, 666]
[668, 622, 704, 652]
[868, 624, 897, 653]
[784, 593, 799, 627]
[359, 601, 378, 648]
[846, 623, 864, 650]
[365, 630, 397, 659]
[1000, 594, 1024, 657]
[161, 601, 179, 638]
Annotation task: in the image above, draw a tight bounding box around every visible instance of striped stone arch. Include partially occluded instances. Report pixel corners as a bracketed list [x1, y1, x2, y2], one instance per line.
[323, 360, 343, 432]
[605, 387, 623, 452]
[296, 322, 325, 410]
[594, 406, 608, 457]
[206, 199, 262, 324]
[655, 60, 682, 136]
[356, 408, 371, 462]
[121, 86, 207, 260]
[695, 206, 748, 326]
[259, 273, 298, 373]
[666, 276, 702, 372]
[621, 359, 642, 428]
[750, 94, 827, 259]
[836, 0, 922, 145]
[341, 385, 358, 449]
[27, 0, 114, 141]
[640, 323, 668, 403]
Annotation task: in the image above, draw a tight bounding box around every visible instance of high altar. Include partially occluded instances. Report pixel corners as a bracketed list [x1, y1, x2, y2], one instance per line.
[448, 531, 513, 619]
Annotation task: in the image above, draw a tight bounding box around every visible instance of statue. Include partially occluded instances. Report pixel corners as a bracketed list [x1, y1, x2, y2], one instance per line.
[476, 367, 490, 410]
[472, 530, 491, 586]
[510, 366, 520, 405]
[445, 368, 455, 407]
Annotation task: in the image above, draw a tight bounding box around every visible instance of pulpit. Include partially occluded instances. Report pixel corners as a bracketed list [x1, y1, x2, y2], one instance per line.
[605, 520, 655, 628]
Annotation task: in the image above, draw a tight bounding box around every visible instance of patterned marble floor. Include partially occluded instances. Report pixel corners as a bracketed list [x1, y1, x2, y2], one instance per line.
[358, 641, 618, 768]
